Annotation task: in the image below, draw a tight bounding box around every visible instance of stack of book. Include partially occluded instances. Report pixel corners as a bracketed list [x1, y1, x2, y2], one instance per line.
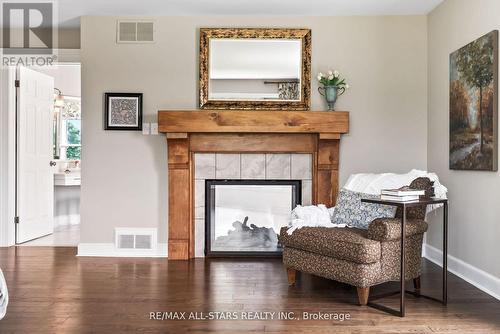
[380, 186, 425, 202]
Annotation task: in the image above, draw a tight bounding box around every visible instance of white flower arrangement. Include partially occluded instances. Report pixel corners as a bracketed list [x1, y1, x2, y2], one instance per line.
[317, 69, 349, 89]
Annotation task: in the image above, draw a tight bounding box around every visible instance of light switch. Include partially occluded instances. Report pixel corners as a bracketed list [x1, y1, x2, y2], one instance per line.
[142, 123, 151, 135]
[150, 123, 158, 135]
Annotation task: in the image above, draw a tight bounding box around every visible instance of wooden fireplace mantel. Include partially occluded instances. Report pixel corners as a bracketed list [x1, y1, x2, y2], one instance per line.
[158, 110, 349, 134]
[158, 110, 349, 260]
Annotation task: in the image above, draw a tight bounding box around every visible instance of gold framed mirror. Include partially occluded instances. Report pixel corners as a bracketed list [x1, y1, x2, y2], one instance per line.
[199, 28, 311, 110]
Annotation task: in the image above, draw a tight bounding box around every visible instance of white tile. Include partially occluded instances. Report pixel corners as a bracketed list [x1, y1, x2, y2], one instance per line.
[301, 180, 312, 206]
[241, 154, 266, 179]
[266, 154, 291, 179]
[291, 154, 312, 180]
[195, 154, 215, 179]
[195, 218, 205, 257]
[216, 154, 241, 179]
[195, 180, 205, 219]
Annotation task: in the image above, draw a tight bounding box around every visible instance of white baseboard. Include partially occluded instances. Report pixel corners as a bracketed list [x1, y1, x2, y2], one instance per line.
[77, 243, 167, 257]
[423, 243, 500, 301]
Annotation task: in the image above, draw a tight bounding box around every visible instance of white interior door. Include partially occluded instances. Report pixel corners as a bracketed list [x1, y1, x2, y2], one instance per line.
[16, 66, 55, 243]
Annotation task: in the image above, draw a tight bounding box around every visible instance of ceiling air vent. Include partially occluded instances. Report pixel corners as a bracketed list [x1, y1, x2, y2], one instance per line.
[117, 20, 155, 43]
[115, 228, 157, 250]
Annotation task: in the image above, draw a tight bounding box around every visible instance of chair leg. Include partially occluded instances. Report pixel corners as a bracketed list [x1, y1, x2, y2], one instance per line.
[356, 287, 370, 306]
[287, 268, 297, 286]
[413, 276, 421, 294]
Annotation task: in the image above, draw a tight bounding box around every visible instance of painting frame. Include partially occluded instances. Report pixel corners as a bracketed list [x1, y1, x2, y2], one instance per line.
[104, 93, 143, 131]
[449, 30, 498, 171]
[199, 28, 312, 111]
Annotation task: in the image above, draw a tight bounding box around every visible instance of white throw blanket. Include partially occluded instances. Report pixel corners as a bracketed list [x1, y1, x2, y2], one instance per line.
[0, 268, 8, 320]
[344, 169, 447, 212]
[287, 204, 345, 234]
[286, 170, 447, 234]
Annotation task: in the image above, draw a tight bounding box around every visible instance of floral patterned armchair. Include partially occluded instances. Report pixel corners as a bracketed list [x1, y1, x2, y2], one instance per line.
[279, 178, 433, 305]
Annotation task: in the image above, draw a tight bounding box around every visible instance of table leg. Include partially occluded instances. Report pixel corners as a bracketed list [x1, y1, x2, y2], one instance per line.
[400, 206, 406, 317]
[443, 202, 448, 305]
[366, 199, 448, 316]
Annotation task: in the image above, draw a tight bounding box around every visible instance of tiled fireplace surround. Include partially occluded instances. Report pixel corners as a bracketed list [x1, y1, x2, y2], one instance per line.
[194, 153, 312, 257]
[159, 110, 348, 259]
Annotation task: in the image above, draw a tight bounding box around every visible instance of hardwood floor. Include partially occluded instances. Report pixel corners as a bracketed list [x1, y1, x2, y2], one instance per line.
[0, 247, 499, 333]
[18, 225, 80, 247]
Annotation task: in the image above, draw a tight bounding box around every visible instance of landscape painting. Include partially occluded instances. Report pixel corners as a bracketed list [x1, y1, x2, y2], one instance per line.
[450, 30, 498, 171]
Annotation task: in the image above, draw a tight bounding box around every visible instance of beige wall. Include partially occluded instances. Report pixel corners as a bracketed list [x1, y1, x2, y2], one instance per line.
[59, 28, 81, 49]
[80, 16, 428, 244]
[427, 0, 500, 278]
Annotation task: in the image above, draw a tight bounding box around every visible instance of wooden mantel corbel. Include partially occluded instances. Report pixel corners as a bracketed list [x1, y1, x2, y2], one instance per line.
[158, 110, 349, 260]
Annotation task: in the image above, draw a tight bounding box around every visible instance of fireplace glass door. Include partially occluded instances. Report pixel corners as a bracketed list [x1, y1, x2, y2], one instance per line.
[205, 180, 301, 257]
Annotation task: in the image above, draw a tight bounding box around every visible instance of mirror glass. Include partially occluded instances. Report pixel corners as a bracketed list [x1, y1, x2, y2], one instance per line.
[208, 39, 302, 101]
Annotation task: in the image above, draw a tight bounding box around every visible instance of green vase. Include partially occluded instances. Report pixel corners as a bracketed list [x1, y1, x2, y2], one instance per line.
[318, 85, 345, 111]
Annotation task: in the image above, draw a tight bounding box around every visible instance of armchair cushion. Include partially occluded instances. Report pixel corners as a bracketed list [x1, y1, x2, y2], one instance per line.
[368, 218, 428, 241]
[333, 188, 397, 229]
[279, 226, 381, 264]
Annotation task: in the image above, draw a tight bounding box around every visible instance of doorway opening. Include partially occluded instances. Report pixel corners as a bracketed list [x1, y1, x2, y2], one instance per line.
[17, 63, 81, 247]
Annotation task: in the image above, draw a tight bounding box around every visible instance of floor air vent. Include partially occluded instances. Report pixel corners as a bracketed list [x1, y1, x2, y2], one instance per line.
[117, 20, 155, 43]
[115, 228, 157, 250]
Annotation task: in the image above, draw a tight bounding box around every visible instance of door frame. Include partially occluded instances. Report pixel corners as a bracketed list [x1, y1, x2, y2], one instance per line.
[0, 67, 17, 247]
[0, 49, 81, 247]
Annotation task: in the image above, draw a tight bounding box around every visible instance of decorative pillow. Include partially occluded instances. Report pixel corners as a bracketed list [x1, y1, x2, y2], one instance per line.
[334, 188, 397, 229]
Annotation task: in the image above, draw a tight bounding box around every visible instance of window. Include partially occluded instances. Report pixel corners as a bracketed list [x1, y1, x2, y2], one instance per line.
[63, 119, 81, 159]
[54, 96, 81, 160]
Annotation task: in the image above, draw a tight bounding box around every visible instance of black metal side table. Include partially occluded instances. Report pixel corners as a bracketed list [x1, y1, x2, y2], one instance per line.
[361, 197, 448, 317]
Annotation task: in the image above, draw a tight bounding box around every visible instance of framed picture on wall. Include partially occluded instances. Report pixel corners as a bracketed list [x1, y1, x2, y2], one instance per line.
[449, 30, 498, 171]
[104, 93, 143, 131]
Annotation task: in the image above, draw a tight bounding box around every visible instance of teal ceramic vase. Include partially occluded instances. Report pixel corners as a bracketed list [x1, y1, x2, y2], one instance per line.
[318, 85, 345, 111]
